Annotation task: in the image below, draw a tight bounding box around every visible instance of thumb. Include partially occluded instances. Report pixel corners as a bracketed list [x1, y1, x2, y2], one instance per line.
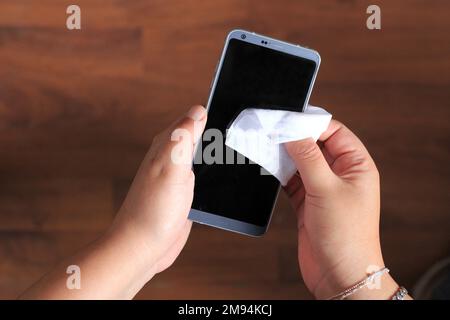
[151, 105, 206, 178]
[285, 138, 336, 194]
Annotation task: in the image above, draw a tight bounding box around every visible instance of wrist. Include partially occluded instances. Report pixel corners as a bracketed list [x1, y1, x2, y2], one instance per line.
[103, 221, 159, 283]
[345, 273, 399, 300]
[314, 249, 386, 299]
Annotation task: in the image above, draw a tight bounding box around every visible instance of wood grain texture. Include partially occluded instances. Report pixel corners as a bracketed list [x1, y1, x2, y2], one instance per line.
[0, 0, 449, 299]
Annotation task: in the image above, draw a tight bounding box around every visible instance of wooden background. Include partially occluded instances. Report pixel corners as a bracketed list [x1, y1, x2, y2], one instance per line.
[0, 0, 449, 299]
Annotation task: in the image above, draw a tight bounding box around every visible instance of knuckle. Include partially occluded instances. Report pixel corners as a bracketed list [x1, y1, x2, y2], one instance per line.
[147, 156, 163, 178]
[175, 117, 193, 131]
[152, 131, 165, 145]
[158, 163, 175, 179]
[350, 153, 379, 178]
[293, 140, 320, 161]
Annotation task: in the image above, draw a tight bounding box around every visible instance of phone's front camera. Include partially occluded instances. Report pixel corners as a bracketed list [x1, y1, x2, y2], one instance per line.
[241, 34, 246, 39]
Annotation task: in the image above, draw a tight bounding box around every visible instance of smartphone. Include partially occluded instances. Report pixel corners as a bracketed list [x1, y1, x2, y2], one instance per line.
[189, 29, 321, 236]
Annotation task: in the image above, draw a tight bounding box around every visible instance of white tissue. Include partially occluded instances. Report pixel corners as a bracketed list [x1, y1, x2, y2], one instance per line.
[225, 105, 332, 186]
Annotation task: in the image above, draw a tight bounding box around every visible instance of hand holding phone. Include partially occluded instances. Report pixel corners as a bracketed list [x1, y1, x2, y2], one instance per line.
[21, 106, 209, 299]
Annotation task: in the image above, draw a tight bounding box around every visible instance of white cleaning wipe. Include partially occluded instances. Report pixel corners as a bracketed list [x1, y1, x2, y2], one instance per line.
[225, 105, 332, 186]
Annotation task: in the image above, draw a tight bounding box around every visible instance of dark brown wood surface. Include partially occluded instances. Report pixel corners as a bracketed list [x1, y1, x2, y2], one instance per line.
[0, 0, 449, 299]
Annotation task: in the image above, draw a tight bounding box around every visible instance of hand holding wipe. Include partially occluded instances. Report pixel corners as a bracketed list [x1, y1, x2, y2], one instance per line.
[225, 105, 332, 185]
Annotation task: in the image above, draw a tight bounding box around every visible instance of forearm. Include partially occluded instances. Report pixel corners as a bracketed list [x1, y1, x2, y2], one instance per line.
[19, 225, 156, 300]
[19, 105, 203, 300]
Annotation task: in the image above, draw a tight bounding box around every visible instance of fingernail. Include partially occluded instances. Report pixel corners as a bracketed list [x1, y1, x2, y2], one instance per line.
[187, 105, 206, 121]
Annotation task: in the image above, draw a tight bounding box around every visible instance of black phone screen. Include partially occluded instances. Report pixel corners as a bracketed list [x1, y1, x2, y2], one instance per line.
[192, 38, 316, 227]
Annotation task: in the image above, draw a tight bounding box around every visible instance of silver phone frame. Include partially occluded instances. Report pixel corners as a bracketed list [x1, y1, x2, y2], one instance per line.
[189, 29, 321, 237]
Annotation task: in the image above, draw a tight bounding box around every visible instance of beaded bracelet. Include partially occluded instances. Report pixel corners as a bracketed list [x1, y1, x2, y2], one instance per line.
[327, 267, 390, 300]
